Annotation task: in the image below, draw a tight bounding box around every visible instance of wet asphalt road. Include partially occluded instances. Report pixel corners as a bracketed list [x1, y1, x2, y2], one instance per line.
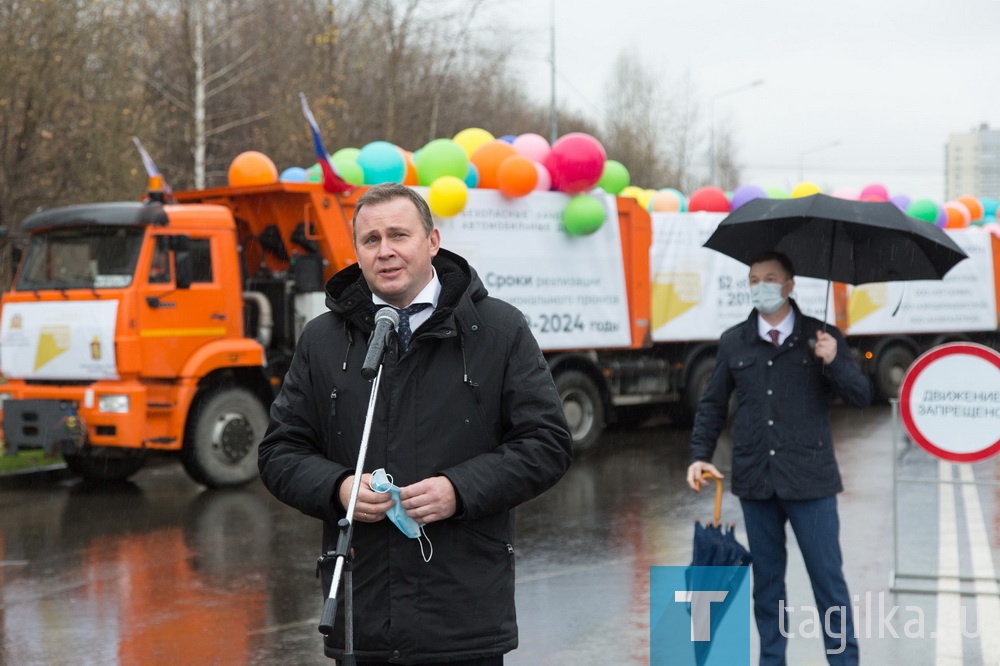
[1, 404, 998, 665]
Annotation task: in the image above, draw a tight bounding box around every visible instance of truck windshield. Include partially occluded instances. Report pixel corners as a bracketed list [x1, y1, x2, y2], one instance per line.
[16, 226, 145, 290]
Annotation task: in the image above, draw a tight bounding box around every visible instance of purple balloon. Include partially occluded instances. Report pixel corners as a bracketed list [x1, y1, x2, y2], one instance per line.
[731, 184, 768, 210]
[935, 205, 947, 229]
[889, 194, 911, 211]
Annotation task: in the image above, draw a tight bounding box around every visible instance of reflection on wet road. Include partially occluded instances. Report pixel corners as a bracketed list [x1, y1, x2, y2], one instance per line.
[1, 405, 998, 665]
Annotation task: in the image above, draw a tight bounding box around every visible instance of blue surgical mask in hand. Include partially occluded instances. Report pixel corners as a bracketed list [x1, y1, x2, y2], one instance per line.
[369, 468, 433, 562]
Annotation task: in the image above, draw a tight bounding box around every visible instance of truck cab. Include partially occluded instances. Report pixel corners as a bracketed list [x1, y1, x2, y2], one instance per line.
[0, 198, 272, 486]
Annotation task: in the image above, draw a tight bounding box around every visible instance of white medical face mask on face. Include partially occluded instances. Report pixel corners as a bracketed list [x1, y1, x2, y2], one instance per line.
[750, 281, 787, 314]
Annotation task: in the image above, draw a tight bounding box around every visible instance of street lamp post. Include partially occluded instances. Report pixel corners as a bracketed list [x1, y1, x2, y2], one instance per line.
[548, 0, 558, 145]
[798, 140, 841, 182]
[708, 79, 764, 185]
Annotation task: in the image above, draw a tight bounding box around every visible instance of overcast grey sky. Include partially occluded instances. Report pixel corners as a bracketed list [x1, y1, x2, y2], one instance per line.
[500, 0, 1000, 201]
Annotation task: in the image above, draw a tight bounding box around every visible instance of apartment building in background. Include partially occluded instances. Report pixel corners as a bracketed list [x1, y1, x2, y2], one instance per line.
[945, 123, 1000, 200]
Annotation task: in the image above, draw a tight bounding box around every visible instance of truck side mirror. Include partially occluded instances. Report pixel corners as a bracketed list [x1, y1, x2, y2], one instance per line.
[174, 250, 193, 289]
[168, 235, 190, 252]
[9, 244, 22, 283]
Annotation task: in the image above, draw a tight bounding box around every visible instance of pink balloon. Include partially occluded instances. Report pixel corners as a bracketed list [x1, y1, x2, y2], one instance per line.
[512, 133, 551, 163]
[830, 188, 858, 200]
[859, 183, 889, 201]
[532, 162, 551, 191]
[543, 133, 607, 194]
[649, 189, 682, 212]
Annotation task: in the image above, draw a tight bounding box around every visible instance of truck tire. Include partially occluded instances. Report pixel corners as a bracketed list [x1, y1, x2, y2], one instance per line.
[676, 356, 716, 426]
[555, 370, 604, 453]
[875, 345, 916, 402]
[64, 452, 145, 483]
[182, 387, 268, 488]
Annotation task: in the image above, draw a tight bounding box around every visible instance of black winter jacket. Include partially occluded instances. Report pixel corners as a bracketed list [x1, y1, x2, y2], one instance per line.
[258, 249, 572, 664]
[689, 301, 872, 500]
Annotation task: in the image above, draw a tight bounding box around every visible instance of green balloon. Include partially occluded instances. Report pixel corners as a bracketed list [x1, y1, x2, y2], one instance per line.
[306, 162, 323, 183]
[765, 186, 789, 199]
[332, 147, 361, 162]
[597, 160, 629, 195]
[907, 198, 939, 223]
[562, 195, 606, 236]
[332, 155, 365, 186]
[416, 139, 468, 186]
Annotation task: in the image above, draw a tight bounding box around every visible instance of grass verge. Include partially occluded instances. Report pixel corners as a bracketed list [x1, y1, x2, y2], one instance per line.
[0, 449, 63, 474]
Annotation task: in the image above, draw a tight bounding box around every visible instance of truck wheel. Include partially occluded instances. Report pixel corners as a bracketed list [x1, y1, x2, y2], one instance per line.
[676, 356, 716, 426]
[183, 388, 268, 488]
[875, 345, 916, 402]
[64, 453, 145, 483]
[555, 370, 604, 453]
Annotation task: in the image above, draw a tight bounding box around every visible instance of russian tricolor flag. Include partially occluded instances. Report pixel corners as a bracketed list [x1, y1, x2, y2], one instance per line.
[299, 93, 351, 194]
[132, 136, 172, 197]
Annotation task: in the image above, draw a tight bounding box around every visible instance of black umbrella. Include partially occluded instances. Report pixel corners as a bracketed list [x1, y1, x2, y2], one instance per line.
[686, 472, 752, 665]
[704, 193, 968, 285]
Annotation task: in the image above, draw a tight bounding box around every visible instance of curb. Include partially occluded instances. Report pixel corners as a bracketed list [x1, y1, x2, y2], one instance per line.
[0, 463, 74, 490]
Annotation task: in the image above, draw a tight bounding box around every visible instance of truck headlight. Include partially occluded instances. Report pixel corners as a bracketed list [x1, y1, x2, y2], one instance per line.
[98, 395, 130, 414]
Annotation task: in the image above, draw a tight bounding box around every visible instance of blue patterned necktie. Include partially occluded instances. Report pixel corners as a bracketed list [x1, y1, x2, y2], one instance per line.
[395, 303, 430, 351]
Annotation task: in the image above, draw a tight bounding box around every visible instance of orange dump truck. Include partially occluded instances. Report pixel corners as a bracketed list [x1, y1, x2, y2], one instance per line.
[0, 182, 661, 484]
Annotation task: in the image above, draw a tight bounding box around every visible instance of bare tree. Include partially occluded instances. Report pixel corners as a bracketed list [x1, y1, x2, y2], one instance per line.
[712, 116, 742, 191]
[665, 71, 702, 192]
[0, 0, 146, 228]
[600, 52, 672, 189]
[0, 0, 600, 212]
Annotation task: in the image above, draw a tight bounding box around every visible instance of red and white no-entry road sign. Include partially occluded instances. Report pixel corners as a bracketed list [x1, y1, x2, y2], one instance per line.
[899, 342, 1000, 463]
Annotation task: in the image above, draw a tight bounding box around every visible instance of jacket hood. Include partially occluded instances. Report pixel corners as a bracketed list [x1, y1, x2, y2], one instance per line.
[324, 247, 487, 328]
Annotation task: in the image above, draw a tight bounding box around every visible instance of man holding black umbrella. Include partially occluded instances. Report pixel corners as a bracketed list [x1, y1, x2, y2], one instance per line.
[686, 251, 872, 666]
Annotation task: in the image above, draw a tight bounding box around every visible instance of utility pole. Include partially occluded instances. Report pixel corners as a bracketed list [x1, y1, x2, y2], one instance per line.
[548, 0, 558, 145]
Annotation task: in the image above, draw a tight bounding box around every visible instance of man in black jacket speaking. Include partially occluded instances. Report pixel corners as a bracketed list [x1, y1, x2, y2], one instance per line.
[259, 183, 572, 665]
[686, 252, 872, 666]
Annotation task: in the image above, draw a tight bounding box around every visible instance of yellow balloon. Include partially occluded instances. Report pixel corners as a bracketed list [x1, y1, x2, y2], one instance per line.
[636, 188, 656, 210]
[427, 176, 468, 217]
[619, 185, 644, 200]
[792, 181, 822, 198]
[453, 128, 495, 158]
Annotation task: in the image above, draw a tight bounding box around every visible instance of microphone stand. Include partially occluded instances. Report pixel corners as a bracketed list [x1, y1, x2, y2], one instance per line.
[316, 360, 386, 663]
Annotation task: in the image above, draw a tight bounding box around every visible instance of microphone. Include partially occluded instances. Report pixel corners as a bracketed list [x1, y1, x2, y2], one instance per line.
[361, 307, 399, 380]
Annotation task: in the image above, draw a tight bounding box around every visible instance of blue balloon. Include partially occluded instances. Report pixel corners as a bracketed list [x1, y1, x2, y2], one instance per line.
[357, 141, 406, 185]
[464, 163, 480, 188]
[499, 134, 516, 144]
[981, 196, 999, 218]
[280, 166, 308, 183]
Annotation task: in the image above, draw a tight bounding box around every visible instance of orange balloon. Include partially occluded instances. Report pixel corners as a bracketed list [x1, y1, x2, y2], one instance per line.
[228, 151, 278, 187]
[943, 203, 969, 229]
[402, 150, 418, 186]
[496, 155, 538, 198]
[470, 140, 518, 190]
[957, 195, 983, 222]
